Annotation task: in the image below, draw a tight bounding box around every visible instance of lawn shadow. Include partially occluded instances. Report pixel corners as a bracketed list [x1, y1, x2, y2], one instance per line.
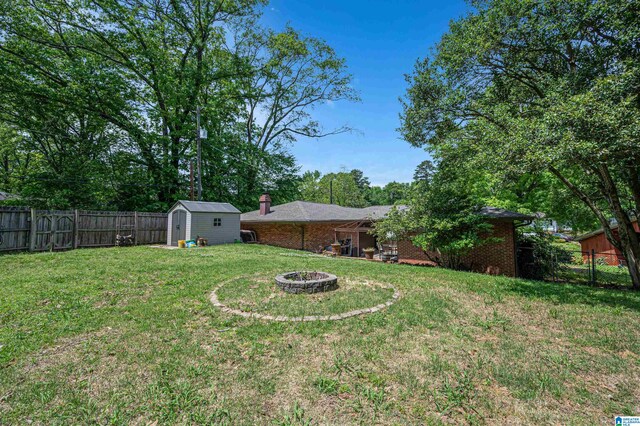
[498, 278, 640, 312]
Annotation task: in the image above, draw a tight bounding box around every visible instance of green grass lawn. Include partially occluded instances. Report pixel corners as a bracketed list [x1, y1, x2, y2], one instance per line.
[1, 244, 639, 425]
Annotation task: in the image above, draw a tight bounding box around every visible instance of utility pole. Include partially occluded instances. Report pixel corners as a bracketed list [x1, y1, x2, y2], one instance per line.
[330, 179, 333, 204]
[196, 106, 203, 201]
[189, 160, 194, 201]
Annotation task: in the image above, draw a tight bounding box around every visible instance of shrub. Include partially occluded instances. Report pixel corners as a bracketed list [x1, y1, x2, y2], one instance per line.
[517, 232, 572, 280]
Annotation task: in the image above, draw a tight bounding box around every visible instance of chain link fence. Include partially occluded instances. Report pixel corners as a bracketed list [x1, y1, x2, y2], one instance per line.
[517, 244, 632, 288]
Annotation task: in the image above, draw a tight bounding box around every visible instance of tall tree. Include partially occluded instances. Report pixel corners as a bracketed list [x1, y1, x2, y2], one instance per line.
[0, 1, 356, 210]
[0, 0, 259, 207]
[374, 158, 497, 270]
[402, 0, 640, 287]
[235, 25, 359, 197]
[299, 169, 367, 207]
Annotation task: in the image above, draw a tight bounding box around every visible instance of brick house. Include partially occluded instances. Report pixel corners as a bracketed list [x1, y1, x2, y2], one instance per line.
[241, 194, 533, 277]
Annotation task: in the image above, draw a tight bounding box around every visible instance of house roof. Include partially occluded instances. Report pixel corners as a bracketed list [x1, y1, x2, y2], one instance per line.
[478, 207, 534, 220]
[240, 201, 390, 223]
[576, 228, 607, 242]
[170, 200, 240, 214]
[0, 191, 15, 201]
[241, 201, 531, 223]
[576, 218, 638, 242]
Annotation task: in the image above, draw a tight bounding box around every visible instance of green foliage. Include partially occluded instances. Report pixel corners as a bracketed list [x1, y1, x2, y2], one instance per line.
[0, 1, 356, 211]
[299, 169, 367, 207]
[517, 230, 572, 281]
[374, 160, 499, 270]
[299, 169, 410, 207]
[401, 0, 640, 286]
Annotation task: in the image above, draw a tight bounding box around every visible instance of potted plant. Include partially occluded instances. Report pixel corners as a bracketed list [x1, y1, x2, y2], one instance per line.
[363, 247, 375, 260]
[331, 241, 342, 256]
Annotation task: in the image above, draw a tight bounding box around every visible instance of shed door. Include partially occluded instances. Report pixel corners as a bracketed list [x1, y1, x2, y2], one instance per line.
[171, 210, 187, 245]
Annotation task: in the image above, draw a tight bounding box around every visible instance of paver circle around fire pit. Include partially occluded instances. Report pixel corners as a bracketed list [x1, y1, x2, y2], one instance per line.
[209, 275, 401, 322]
[275, 271, 338, 294]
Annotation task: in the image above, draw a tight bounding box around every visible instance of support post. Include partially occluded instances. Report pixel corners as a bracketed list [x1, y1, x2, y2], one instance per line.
[29, 208, 36, 252]
[591, 249, 596, 285]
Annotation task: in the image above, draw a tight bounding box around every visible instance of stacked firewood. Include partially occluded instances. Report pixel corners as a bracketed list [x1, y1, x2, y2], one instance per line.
[115, 234, 134, 246]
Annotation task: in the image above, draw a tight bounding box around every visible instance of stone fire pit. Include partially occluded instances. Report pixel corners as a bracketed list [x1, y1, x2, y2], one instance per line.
[275, 271, 338, 294]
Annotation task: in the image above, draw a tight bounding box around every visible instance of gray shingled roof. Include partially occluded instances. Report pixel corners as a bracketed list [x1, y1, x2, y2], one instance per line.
[240, 201, 395, 222]
[478, 207, 534, 220]
[241, 201, 529, 223]
[170, 200, 240, 214]
[0, 191, 14, 201]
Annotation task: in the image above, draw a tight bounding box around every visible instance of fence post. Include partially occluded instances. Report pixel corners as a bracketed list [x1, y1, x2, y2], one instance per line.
[29, 208, 37, 252]
[50, 212, 57, 252]
[134, 211, 139, 245]
[73, 209, 79, 249]
[591, 249, 596, 285]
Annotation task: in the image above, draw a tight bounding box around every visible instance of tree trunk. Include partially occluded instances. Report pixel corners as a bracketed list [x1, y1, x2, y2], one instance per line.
[598, 164, 640, 289]
[550, 165, 640, 288]
[613, 218, 640, 289]
[622, 243, 640, 289]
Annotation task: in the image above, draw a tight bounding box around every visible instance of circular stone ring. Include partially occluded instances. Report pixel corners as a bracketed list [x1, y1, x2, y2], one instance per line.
[209, 275, 401, 322]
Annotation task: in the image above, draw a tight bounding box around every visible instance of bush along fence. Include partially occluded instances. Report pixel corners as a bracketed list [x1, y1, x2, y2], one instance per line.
[0, 206, 167, 253]
[517, 245, 633, 288]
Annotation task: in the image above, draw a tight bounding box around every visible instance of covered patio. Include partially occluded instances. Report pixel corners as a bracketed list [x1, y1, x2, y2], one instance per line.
[332, 219, 377, 257]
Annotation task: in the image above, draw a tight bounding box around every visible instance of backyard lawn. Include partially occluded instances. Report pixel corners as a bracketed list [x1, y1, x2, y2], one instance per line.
[1, 244, 639, 425]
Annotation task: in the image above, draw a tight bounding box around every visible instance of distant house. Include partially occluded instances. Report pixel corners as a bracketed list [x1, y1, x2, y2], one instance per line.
[241, 193, 533, 277]
[577, 220, 639, 265]
[0, 191, 15, 201]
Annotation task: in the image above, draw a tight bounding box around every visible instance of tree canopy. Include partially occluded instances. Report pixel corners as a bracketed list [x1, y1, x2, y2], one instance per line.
[298, 169, 411, 208]
[401, 0, 640, 287]
[0, 0, 357, 211]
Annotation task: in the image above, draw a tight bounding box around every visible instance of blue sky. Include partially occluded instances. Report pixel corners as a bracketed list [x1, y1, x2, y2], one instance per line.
[260, 0, 468, 186]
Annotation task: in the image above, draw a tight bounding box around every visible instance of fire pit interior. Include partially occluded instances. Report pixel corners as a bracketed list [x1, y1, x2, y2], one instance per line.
[275, 271, 338, 294]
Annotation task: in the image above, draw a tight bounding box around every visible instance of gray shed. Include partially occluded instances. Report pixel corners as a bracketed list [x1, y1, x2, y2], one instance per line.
[167, 200, 241, 246]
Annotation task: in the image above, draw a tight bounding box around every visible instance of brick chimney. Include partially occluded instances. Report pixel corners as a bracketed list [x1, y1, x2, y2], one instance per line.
[259, 192, 271, 215]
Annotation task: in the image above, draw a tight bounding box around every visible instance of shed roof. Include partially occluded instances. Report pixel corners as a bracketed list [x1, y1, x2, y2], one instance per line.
[170, 200, 240, 214]
[241, 201, 531, 223]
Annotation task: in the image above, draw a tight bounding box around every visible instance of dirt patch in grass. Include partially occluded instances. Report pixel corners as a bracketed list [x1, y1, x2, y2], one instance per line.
[23, 327, 120, 375]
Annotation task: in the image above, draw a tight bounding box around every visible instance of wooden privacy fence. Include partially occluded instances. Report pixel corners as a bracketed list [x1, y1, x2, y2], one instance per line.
[0, 207, 167, 253]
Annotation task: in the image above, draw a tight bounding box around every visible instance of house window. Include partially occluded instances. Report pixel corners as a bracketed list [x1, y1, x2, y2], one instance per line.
[213, 218, 222, 227]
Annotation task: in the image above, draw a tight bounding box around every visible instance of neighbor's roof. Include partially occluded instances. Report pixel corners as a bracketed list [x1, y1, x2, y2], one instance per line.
[170, 200, 241, 214]
[575, 218, 638, 242]
[0, 191, 15, 201]
[576, 228, 607, 242]
[478, 207, 534, 220]
[241, 201, 530, 223]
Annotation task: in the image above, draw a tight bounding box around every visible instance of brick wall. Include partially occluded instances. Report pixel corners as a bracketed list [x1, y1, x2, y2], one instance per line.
[241, 222, 350, 252]
[242, 219, 518, 277]
[396, 220, 516, 276]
